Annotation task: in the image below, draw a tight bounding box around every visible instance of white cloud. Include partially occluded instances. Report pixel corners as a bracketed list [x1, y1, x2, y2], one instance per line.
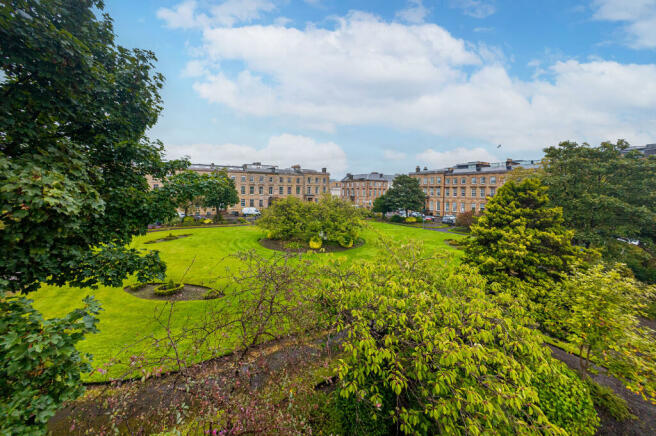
[450, 0, 496, 19]
[592, 0, 656, 49]
[165, 134, 348, 175]
[160, 8, 656, 154]
[396, 0, 429, 24]
[417, 147, 499, 169]
[157, 0, 275, 29]
[383, 149, 408, 160]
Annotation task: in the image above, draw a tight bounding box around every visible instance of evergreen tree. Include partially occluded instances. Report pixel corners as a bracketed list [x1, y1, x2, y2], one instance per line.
[464, 178, 581, 289]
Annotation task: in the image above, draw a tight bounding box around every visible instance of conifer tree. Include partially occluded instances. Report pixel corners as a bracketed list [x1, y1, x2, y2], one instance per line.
[464, 178, 581, 289]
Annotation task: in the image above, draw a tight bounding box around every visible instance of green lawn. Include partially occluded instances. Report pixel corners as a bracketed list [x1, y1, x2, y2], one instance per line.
[31, 222, 463, 380]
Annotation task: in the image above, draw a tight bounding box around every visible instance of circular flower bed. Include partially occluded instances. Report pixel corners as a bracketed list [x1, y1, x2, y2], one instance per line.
[125, 283, 223, 301]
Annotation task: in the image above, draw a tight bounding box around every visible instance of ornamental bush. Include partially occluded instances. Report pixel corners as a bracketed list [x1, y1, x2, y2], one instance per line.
[321, 239, 599, 435]
[309, 236, 322, 249]
[389, 215, 404, 223]
[405, 216, 417, 223]
[258, 195, 363, 247]
[153, 281, 184, 296]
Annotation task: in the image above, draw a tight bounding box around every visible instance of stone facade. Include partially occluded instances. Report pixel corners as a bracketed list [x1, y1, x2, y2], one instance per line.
[409, 159, 541, 216]
[148, 162, 330, 216]
[340, 172, 396, 208]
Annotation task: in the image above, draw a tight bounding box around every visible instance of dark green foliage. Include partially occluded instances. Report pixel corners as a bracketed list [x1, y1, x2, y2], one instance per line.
[542, 140, 656, 281]
[389, 214, 404, 223]
[372, 193, 395, 219]
[534, 366, 599, 435]
[464, 178, 581, 289]
[585, 378, 635, 421]
[162, 171, 206, 218]
[0, 0, 187, 294]
[335, 385, 395, 436]
[0, 295, 102, 435]
[384, 175, 426, 216]
[202, 170, 239, 215]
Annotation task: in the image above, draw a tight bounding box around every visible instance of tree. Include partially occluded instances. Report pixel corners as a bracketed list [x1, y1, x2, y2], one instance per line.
[323, 240, 599, 435]
[541, 140, 656, 282]
[454, 209, 478, 229]
[0, 1, 184, 431]
[464, 178, 582, 291]
[162, 171, 206, 217]
[545, 264, 656, 403]
[201, 170, 239, 216]
[385, 175, 426, 217]
[372, 193, 394, 219]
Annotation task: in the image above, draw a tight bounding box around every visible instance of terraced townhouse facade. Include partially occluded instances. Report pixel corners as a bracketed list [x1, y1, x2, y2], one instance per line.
[410, 159, 541, 216]
[339, 172, 396, 208]
[147, 162, 330, 216]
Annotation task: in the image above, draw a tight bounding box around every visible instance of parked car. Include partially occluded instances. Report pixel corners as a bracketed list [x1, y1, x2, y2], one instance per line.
[423, 216, 434, 222]
[230, 211, 240, 216]
[177, 211, 186, 218]
[241, 207, 261, 216]
[441, 215, 456, 225]
[410, 211, 422, 218]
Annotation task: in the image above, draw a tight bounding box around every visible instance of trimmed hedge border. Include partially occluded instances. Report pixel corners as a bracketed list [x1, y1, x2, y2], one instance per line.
[153, 283, 184, 296]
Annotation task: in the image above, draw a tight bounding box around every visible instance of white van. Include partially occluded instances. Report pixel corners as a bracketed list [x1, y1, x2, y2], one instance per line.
[241, 207, 260, 216]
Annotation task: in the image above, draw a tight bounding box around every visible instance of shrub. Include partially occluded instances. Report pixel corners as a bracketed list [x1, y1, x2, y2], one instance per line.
[309, 236, 322, 249]
[213, 213, 225, 224]
[202, 218, 212, 224]
[203, 288, 223, 300]
[389, 215, 404, 223]
[238, 217, 248, 224]
[533, 366, 599, 435]
[284, 241, 306, 252]
[338, 236, 354, 248]
[153, 280, 184, 296]
[322, 241, 591, 434]
[182, 216, 195, 226]
[0, 295, 101, 435]
[258, 195, 363, 247]
[455, 209, 477, 229]
[404, 216, 417, 223]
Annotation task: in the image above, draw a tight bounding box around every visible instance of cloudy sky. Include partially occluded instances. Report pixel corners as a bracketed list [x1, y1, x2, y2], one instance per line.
[106, 0, 656, 176]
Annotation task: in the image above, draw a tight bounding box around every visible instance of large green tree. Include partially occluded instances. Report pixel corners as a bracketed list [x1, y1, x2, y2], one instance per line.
[542, 140, 656, 282]
[385, 175, 426, 217]
[162, 170, 206, 217]
[464, 178, 582, 291]
[201, 170, 239, 215]
[371, 193, 394, 219]
[0, 1, 184, 432]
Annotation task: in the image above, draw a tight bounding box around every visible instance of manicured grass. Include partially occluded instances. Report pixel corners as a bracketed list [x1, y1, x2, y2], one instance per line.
[31, 222, 463, 380]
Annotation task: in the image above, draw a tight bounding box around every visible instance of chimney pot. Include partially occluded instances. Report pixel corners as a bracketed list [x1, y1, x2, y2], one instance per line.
[321, 167, 326, 173]
[415, 166, 420, 172]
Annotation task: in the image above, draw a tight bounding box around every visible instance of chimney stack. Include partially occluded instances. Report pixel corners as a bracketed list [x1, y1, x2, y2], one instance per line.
[415, 166, 420, 172]
[321, 167, 326, 173]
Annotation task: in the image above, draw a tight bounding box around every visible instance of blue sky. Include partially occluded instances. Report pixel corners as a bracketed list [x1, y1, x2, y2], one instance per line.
[104, 0, 656, 176]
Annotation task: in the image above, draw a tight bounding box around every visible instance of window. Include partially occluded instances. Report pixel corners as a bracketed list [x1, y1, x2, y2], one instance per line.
[315, 186, 319, 194]
[471, 177, 477, 184]
[279, 186, 284, 194]
[288, 177, 292, 183]
[446, 178, 450, 184]
[241, 176, 246, 182]
[259, 186, 263, 194]
[296, 186, 300, 194]
[480, 188, 485, 197]
[430, 177, 434, 184]
[423, 188, 427, 194]
[249, 199, 254, 207]
[436, 187, 441, 196]
[279, 177, 284, 183]
[268, 186, 273, 195]
[323, 187, 326, 193]
[249, 176, 254, 182]
[436, 177, 442, 184]
[435, 201, 440, 211]
[490, 176, 496, 184]
[269, 177, 273, 182]
[490, 187, 496, 196]
[461, 178, 466, 184]
[240, 199, 245, 206]
[445, 188, 450, 196]
[423, 177, 427, 185]
[259, 200, 263, 207]
[461, 188, 466, 196]
[230, 176, 235, 180]
[480, 203, 486, 211]
[287, 186, 292, 194]
[315, 177, 319, 183]
[429, 188, 434, 196]
[241, 186, 245, 194]
[460, 203, 465, 213]
[308, 177, 311, 183]
[445, 201, 449, 211]
[323, 178, 327, 184]
[249, 186, 254, 194]
[471, 188, 476, 197]
[453, 178, 457, 185]
[480, 177, 486, 184]
[452, 203, 457, 212]
[453, 189, 457, 197]
[307, 186, 312, 194]
[471, 204, 476, 211]
[259, 176, 264, 182]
